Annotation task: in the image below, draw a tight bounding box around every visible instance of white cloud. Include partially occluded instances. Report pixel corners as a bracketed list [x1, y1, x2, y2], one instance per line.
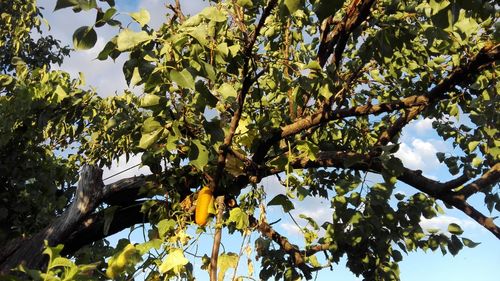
[412, 118, 436, 134]
[280, 223, 302, 237]
[395, 138, 446, 176]
[420, 215, 480, 234]
[277, 197, 331, 238]
[294, 200, 331, 224]
[395, 142, 425, 170]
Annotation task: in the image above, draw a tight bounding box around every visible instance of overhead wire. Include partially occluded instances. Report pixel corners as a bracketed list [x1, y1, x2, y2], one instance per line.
[103, 163, 141, 181]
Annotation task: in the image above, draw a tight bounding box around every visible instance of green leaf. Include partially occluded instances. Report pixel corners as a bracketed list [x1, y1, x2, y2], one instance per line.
[54, 0, 78, 10]
[140, 94, 161, 107]
[319, 83, 332, 100]
[471, 156, 482, 167]
[196, 81, 218, 107]
[284, 0, 301, 13]
[217, 253, 238, 281]
[448, 223, 463, 235]
[189, 140, 209, 170]
[201, 61, 216, 81]
[50, 257, 74, 269]
[159, 248, 189, 274]
[436, 152, 446, 162]
[449, 103, 459, 117]
[428, 0, 450, 15]
[189, 28, 209, 46]
[129, 67, 141, 86]
[97, 40, 116, 60]
[54, 85, 68, 103]
[236, 0, 253, 7]
[73, 26, 97, 50]
[462, 238, 480, 248]
[135, 239, 162, 255]
[157, 219, 176, 238]
[103, 7, 117, 22]
[218, 83, 237, 99]
[43, 243, 64, 264]
[116, 29, 152, 51]
[392, 250, 403, 262]
[104, 0, 115, 7]
[138, 128, 163, 149]
[314, 0, 344, 21]
[296, 140, 319, 160]
[448, 234, 463, 256]
[200, 6, 227, 22]
[142, 117, 162, 133]
[394, 192, 405, 200]
[268, 194, 295, 212]
[170, 69, 195, 90]
[468, 141, 480, 152]
[130, 8, 150, 27]
[454, 16, 479, 38]
[77, 0, 97, 10]
[227, 207, 249, 230]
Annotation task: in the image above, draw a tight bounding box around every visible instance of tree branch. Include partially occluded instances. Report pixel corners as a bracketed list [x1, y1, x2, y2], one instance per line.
[317, 0, 377, 67]
[377, 43, 499, 146]
[456, 163, 500, 199]
[441, 195, 500, 239]
[61, 202, 153, 256]
[102, 175, 156, 205]
[0, 165, 104, 273]
[167, 0, 186, 23]
[212, 0, 278, 192]
[209, 195, 226, 281]
[252, 43, 499, 164]
[269, 150, 500, 239]
[256, 219, 314, 279]
[0, 167, 166, 273]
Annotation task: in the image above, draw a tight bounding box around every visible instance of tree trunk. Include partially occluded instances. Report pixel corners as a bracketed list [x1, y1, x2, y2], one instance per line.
[0, 165, 103, 274]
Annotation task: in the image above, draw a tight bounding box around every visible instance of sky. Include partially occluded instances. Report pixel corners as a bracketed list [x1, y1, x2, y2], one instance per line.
[35, 0, 499, 280]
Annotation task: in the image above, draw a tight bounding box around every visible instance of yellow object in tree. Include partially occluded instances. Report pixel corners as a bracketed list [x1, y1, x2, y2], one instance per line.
[195, 186, 213, 226]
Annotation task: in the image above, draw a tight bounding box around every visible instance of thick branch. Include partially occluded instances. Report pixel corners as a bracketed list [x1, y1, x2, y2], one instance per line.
[275, 150, 500, 239]
[102, 175, 155, 205]
[252, 44, 499, 164]
[377, 43, 499, 146]
[253, 95, 430, 163]
[61, 202, 152, 256]
[441, 196, 499, 239]
[456, 163, 500, 199]
[0, 165, 104, 273]
[0, 168, 165, 274]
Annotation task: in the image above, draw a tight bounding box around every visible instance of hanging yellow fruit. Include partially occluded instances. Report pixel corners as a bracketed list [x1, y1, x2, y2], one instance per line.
[195, 186, 213, 226]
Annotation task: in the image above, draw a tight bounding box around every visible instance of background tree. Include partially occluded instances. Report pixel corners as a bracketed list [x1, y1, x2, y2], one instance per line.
[0, 0, 499, 280]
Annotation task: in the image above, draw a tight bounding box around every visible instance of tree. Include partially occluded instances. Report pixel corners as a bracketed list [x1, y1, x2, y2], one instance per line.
[0, 0, 499, 280]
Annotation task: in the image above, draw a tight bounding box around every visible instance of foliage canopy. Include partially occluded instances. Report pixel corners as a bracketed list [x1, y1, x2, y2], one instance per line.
[0, 0, 499, 280]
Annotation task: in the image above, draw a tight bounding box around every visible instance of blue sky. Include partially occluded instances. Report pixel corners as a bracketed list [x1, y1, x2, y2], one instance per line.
[36, 0, 499, 280]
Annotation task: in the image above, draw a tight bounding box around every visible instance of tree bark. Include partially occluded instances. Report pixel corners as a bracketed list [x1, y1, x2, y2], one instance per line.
[0, 165, 104, 274]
